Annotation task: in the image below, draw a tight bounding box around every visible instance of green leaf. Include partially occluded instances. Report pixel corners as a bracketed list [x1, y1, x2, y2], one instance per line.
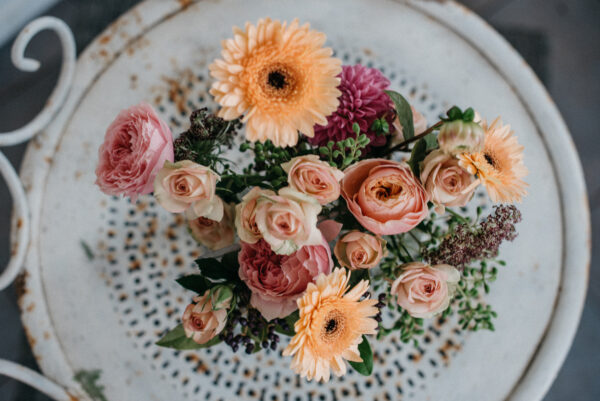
[386, 90, 414, 141]
[348, 336, 373, 376]
[80, 240, 95, 261]
[221, 251, 240, 271]
[156, 324, 222, 350]
[348, 268, 370, 289]
[407, 138, 428, 177]
[194, 258, 228, 281]
[352, 122, 361, 135]
[275, 310, 299, 336]
[211, 285, 233, 310]
[422, 133, 438, 151]
[176, 275, 211, 294]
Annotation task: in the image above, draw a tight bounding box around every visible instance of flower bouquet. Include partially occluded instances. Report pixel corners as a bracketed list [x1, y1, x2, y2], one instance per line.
[95, 18, 527, 382]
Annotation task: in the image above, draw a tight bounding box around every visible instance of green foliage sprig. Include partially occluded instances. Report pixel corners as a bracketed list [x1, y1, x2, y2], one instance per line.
[319, 122, 371, 169]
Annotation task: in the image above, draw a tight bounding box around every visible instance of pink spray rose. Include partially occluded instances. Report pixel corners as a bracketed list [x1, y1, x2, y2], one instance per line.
[95, 103, 174, 201]
[391, 262, 460, 318]
[420, 150, 477, 214]
[153, 160, 223, 220]
[182, 288, 231, 344]
[235, 187, 275, 244]
[254, 187, 323, 255]
[334, 231, 387, 270]
[340, 159, 429, 235]
[281, 155, 344, 205]
[238, 237, 333, 321]
[186, 202, 235, 251]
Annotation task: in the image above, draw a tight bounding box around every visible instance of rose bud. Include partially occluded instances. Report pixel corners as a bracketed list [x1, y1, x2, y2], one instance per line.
[182, 288, 231, 345]
[437, 120, 485, 155]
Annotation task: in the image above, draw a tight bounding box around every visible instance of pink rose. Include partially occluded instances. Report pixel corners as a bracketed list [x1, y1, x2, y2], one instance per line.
[186, 202, 235, 251]
[238, 237, 333, 320]
[282, 155, 344, 205]
[234, 187, 275, 244]
[153, 160, 223, 220]
[340, 159, 429, 235]
[255, 187, 322, 255]
[96, 103, 174, 201]
[391, 262, 460, 318]
[391, 106, 427, 146]
[420, 150, 477, 214]
[334, 231, 387, 270]
[182, 288, 231, 344]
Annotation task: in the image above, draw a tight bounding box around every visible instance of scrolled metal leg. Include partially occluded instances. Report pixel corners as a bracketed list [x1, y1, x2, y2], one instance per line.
[0, 15, 80, 401]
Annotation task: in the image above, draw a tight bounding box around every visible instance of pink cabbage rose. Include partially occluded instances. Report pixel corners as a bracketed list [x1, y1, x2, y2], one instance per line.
[281, 155, 344, 205]
[154, 160, 223, 221]
[391, 262, 460, 318]
[235, 187, 275, 244]
[334, 231, 387, 270]
[182, 289, 231, 344]
[254, 187, 322, 255]
[391, 106, 428, 147]
[186, 202, 235, 251]
[95, 103, 174, 201]
[238, 237, 333, 321]
[340, 159, 429, 235]
[420, 150, 477, 214]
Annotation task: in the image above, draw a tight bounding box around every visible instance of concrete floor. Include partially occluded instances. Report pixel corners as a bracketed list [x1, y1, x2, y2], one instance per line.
[0, 0, 598, 400]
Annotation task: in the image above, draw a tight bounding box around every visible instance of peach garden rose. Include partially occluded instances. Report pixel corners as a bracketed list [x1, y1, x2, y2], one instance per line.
[334, 231, 387, 270]
[95, 103, 174, 201]
[391, 262, 460, 318]
[420, 149, 477, 214]
[281, 155, 344, 205]
[153, 160, 223, 221]
[340, 159, 429, 235]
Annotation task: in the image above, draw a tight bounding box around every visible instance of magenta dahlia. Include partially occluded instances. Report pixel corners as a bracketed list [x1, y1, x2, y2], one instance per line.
[308, 64, 394, 148]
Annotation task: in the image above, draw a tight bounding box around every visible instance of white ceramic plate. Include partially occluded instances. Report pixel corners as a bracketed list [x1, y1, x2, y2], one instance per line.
[13, 1, 590, 400]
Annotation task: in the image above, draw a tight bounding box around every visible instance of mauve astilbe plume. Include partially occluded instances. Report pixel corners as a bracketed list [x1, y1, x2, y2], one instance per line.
[308, 64, 395, 148]
[426, 205, 522, 268]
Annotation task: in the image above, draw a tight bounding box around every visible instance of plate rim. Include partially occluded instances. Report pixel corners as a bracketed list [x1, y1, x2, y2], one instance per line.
[13, 1, 590, 400]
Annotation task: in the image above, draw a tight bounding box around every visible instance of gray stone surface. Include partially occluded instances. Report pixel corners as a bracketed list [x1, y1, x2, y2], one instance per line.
[0, 0, 597, 400]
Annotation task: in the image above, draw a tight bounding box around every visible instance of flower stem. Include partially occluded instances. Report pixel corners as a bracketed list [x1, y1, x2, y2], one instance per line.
[384, 120, 443, 155]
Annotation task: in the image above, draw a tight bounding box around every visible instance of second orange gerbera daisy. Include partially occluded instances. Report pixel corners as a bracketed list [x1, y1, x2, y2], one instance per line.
[459, 117, 528, 203]
[209, 18, 342, 147]
[282, 268, 378, 382]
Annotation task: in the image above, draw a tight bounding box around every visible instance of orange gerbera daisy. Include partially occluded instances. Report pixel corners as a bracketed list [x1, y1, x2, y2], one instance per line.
[209, 18, 342, 147]
[458, 117, 528, 203]
[282, 268, 378, 382]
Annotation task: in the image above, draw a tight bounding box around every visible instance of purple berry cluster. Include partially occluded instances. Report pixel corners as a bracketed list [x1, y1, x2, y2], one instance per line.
[219, 308, 284, 354]
[426, 205, 522, 268]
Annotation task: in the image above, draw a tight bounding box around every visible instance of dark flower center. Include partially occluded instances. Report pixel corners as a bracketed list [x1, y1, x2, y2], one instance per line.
[259, 63, 298, 98]
[268, 71, 287, 90]
[484, 153, 496, 168]
[325, 319, 337, 334]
